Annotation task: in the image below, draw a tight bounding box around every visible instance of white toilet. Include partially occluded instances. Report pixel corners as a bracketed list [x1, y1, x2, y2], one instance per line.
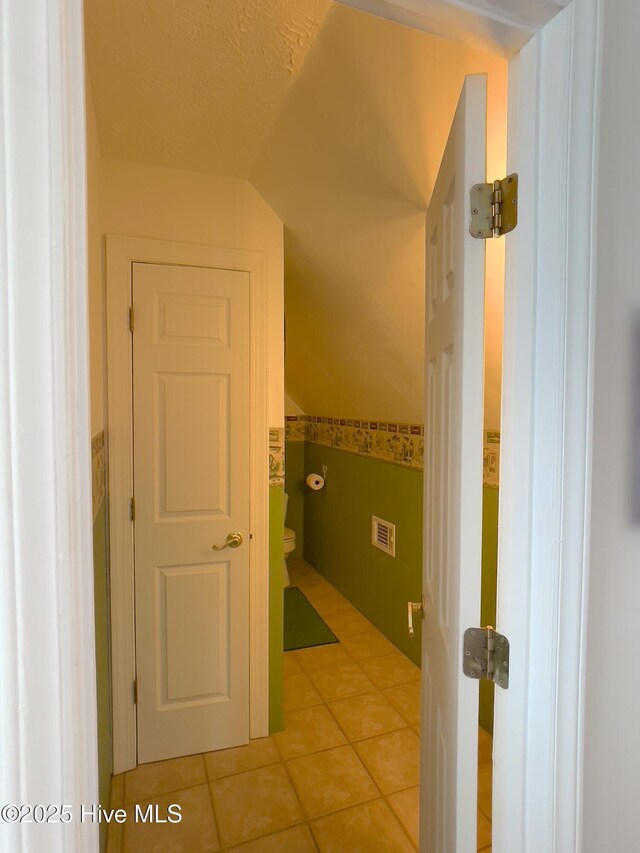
[283, 493, 296, 587]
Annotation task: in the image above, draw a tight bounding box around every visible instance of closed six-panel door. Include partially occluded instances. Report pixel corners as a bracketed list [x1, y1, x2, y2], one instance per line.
[132, 262, 250, 764]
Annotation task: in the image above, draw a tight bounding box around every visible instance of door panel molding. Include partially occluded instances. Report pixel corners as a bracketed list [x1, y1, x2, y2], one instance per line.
[106, 236, 269, 773]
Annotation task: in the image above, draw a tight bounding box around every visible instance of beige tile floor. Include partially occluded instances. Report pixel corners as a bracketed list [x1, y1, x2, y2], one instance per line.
[107, 558, 492, 852]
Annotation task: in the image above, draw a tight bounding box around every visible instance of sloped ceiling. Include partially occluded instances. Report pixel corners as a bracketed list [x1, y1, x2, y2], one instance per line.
[85, 0, 507, 425]
[338, 0, 571, 57]
[252, 4, 507, 422]
[84, 0, 332, 177]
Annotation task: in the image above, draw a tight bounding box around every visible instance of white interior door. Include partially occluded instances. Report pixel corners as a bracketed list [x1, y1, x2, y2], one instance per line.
[420, 75, 487, 852]
[133, 261, 251, 764]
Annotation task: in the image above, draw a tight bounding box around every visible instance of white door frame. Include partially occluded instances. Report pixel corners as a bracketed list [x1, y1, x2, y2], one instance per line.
[495, 1, 602, 850]
[0, 1, 99, 851]
[105, 236, 270, 774]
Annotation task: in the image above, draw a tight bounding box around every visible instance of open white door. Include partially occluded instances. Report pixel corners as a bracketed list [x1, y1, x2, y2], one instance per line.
[133, 261, 251, 764]
[420, 75, 487, 853]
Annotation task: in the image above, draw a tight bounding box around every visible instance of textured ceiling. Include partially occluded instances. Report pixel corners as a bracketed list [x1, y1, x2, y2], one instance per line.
[84, 0, 332, 177]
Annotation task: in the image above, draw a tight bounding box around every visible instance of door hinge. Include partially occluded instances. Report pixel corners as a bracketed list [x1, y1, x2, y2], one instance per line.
[469, 174, 518, 239]
[463, 626, 510, 689]
[129, 306, 134, 332]
[133, 679, 138, 705]
[130, 496, 135, 521]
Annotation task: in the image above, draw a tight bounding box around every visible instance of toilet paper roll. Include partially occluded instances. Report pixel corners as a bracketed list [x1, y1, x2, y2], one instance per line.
[306, 473, 325, 491]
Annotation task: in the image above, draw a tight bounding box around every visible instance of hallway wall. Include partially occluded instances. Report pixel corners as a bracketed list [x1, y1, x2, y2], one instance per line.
[583, 0, 640, 846]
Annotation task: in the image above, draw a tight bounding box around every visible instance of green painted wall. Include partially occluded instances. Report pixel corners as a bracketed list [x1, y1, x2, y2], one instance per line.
[303, 443, 424, 664]
[268, 485, 284, 733]
[93, 498, 111, 852]
[479, 486, 499, 735]
[284, 440, 305, 555]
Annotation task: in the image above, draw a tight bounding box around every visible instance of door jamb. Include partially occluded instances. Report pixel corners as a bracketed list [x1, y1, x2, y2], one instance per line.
[0, 0, 99, 850]
[494, 1, 602, 850]
[106, 235, 270, 774]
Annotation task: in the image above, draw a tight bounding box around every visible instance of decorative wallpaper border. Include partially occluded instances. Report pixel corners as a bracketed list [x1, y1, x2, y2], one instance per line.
[285, 417, 307, 442]
[483, 430, 500, 489]
[286, 415, 424, 470]
[91, 430, 106, 521]
[269, 428, 285, 485]
[286, 415, 500, 486]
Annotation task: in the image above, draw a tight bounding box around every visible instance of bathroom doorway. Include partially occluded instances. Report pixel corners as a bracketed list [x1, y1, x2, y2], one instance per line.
[281, 69, 504, 852]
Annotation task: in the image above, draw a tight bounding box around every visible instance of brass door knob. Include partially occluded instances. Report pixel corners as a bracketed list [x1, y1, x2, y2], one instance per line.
[212, 532, 244, 551]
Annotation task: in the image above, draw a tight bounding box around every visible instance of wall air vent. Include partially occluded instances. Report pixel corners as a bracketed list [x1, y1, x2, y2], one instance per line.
[372, 516, 396, 557]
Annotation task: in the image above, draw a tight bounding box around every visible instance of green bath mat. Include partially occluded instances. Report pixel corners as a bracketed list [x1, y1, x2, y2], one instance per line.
[283, 587, 339, 652]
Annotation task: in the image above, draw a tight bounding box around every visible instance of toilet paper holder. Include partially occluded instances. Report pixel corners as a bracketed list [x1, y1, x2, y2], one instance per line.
[306, 465, 328, 491]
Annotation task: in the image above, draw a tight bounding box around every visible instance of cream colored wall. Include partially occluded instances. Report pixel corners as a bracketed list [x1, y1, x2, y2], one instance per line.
[253, 3, 507, 425]
[87, 78, 105, 435]
[99, 159, 285, 427]
[284, 392, 304, 416]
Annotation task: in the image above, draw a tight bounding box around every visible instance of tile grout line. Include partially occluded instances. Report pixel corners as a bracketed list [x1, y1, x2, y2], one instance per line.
[117, 803, 124, 853]
[273, 733, 322, 851]
[225, 818, 317, 852]
[120, 777, 211, 807]
[383, 791, 420, 852]
[202, 753, 225, 852]
[326, 701, 408, 742]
